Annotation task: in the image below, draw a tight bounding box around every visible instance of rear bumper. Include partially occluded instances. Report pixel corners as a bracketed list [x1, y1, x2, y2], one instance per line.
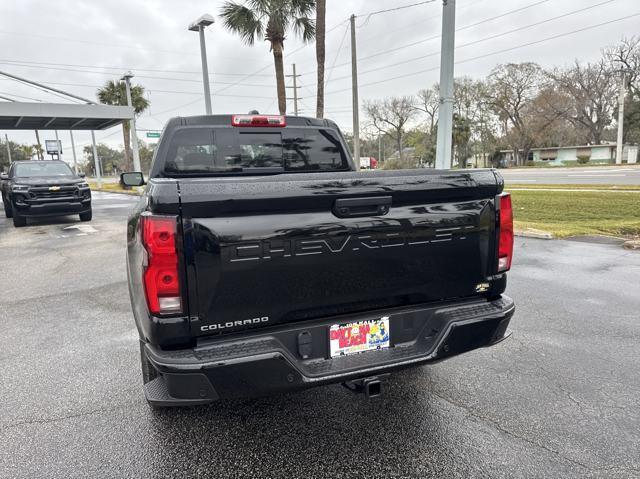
[143, 296, 515, 406]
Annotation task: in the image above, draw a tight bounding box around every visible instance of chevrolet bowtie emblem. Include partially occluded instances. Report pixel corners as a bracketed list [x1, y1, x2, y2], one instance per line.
[48, 186, 61, 191]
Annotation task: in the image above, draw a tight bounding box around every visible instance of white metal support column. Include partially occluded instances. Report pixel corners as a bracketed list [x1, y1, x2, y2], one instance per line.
[122, 72, 141, 172]
[69, 130, 78, 174]
[615, 71, 628, 165]
[350, 14, 360, 169]
[435, 0, 456, 170]
[91, 130, 101, 188]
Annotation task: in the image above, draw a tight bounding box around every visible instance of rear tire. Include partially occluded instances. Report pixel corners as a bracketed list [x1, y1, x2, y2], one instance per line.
[79, 209, 92, 222]
[2, 197, 12, 218]
[12, 213, 26, 227]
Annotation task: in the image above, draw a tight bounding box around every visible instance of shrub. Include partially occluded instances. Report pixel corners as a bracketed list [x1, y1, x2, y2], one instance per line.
[576, 155, 590, 164]
[381, 158, 418, 170]
[525, 160, 535, 167]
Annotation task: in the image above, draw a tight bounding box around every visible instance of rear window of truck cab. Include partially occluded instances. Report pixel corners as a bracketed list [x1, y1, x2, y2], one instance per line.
[163, 127, 350, 174]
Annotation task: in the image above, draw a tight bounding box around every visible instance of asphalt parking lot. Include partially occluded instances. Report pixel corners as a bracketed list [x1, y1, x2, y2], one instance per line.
[1, 191, 639, 479]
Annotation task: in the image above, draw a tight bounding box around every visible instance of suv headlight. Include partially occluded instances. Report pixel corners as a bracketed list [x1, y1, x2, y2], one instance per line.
[11, 184, 29, 192]
[77, 182, 89, 188]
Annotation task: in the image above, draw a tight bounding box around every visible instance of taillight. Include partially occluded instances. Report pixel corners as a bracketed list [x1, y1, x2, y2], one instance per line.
[497, 193, 514, 272]
[140, 214, 182, 315]
[231, 114, 286, 127]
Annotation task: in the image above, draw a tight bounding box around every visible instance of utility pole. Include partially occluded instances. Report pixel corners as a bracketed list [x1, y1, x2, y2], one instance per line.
[91, 130, 102, 188]
[54, 130, 61, 160]
[122, 72, 142, 172]
[34, 130, 43, 160]
[69, 130, 78, 174]
[5, 134, 11, 163]
[285, 64, 301, 115]
[350, 14, 360, 168]
[435, 0, 456, 170]
[615, 70, 629, 165]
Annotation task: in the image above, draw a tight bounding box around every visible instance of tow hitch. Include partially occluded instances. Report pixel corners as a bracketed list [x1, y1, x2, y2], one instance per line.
[342, 375, 388, 398]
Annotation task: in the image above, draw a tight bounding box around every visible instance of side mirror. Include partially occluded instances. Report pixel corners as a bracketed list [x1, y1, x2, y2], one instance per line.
[120, 171, 145, 187]
[78, 172, 86, 178]
[0, 173, 8, 180]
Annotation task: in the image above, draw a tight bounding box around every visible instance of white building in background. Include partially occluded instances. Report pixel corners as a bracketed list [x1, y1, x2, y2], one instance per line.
[498, 143, 638, 167]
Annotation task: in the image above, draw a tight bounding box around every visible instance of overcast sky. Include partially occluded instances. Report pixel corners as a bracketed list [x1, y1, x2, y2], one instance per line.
[0, 0, 638, 160]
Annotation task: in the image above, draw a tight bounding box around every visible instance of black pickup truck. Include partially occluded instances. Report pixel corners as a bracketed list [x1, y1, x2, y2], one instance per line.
[1, 160, 92, 227]
[122, 114, 515, 407]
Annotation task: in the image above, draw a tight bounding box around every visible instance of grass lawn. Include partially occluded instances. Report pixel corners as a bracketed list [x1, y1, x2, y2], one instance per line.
[88, 181, 140, 195]
[509, 189, 640, 238]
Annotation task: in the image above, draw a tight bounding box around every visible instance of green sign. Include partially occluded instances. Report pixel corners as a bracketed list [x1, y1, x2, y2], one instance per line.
[146, 132, 161, 139]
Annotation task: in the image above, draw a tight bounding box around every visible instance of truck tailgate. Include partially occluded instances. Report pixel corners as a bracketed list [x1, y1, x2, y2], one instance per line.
[178, 169, 502, 336]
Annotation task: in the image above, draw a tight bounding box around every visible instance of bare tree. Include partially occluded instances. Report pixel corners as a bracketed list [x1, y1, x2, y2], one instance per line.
[546, 60, 617, 145]
[415, 87, 439, 134]
[604, 36, 640, 98]
[365, 96, 416, 162]
[484, 62, 543, 165]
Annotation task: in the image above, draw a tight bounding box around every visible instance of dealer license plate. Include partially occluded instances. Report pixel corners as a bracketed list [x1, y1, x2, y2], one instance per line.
[329, 317, 391, 358]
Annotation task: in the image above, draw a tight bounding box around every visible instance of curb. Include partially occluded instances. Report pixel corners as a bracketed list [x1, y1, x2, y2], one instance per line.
[623, 240, 640, 251]
[91, 188, 141, 196]
[515, 228, 554, 239]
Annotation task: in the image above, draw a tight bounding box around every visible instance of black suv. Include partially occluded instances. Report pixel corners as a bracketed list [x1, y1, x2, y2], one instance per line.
[1, 160, 92, 227]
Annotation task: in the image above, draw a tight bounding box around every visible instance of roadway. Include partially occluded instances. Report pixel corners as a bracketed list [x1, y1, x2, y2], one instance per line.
[500, 165, 640, 185]
[0, 191, 639, 478]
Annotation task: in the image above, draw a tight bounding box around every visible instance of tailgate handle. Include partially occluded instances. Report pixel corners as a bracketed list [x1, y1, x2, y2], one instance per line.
[333, 196, 392, 218]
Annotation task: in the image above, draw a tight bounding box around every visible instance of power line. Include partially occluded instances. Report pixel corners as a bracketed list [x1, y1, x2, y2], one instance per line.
[0, 62, 274, 88]
[325, 11, 640, 96]
[0, 29, 200, 57]
[357, 1, 437, 20]
[456, 11, 640, 65]
[354, 0, 489, 47]
[299, 0, 566, 76]
[0, 78, 274, 99]
[324, 0, 618, 85]
[214, 19, 351, 97]
[324, 23, 350, 88]
[0, 58, 275, 78]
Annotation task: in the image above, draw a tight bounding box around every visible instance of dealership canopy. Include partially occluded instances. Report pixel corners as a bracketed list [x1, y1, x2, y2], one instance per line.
[0, 101, 133, 131]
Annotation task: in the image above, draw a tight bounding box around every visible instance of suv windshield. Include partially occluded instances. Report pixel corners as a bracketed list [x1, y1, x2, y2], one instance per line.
[14, 162, 74, 177]
[163, 127, 349, 175]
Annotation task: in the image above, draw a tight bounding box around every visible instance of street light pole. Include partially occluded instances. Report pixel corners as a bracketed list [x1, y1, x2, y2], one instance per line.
[122, 71, 142, 172]
[435, 0, 456, 170]
[189, 14, 215, 115]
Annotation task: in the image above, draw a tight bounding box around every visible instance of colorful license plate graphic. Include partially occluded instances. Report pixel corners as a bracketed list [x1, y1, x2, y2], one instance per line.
[329, 317, 390, 358]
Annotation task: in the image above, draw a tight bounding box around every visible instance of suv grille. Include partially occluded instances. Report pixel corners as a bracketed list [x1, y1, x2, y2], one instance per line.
[29, 184, 79, 199]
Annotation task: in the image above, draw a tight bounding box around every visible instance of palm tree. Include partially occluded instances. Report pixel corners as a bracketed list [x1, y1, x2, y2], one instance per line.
[97, 80, 150, 171]
[220, 0, 315, 115]
[18, 145, 35, 160]
[315, 0, 325, 118]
